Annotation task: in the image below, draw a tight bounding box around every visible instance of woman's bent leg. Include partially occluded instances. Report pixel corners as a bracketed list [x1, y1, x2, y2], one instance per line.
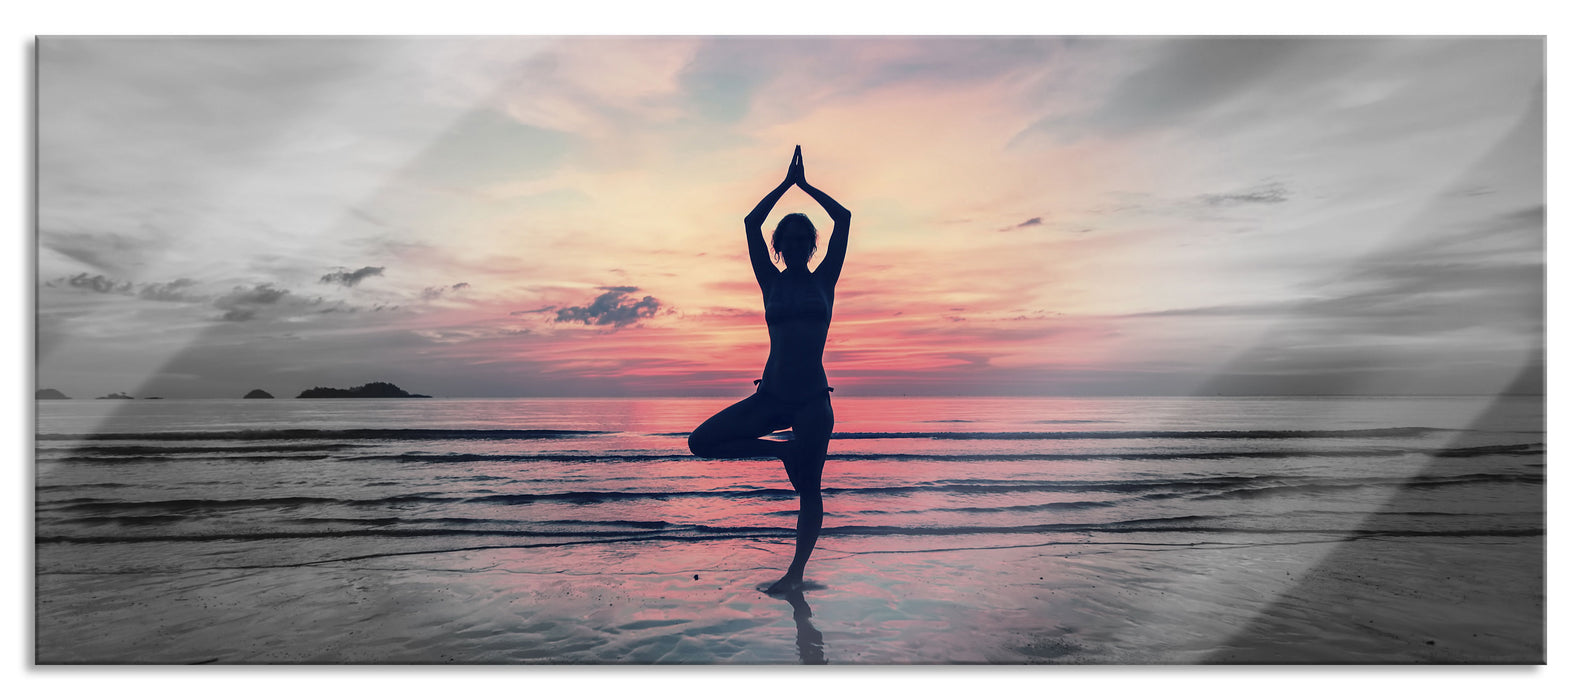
[687, 394, 786, 460]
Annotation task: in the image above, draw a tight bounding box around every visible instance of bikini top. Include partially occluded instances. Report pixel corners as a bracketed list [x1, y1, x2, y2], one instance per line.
[764, 272, 831, 326]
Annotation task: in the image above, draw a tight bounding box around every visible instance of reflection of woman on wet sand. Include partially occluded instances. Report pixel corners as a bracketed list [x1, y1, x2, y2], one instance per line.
[688, 145, 850, 594]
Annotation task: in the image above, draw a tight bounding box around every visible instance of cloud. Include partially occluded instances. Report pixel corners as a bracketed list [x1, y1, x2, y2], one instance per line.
[50, 272, 196, 300]
[1131, 260, 1539, 336]
[998, 216, 1045, 232]
[1127, 301, 1295, 319]
[218, 284, 289, 305]
[42, 232, 151, 276]
[420, 281, 471, 300]
[213, 283, 292, 322]
[941, 352, 992, 368]
[511, 305, 557, 316]
[320, 266, 386, 287]
[1198, 183, 1290, 207]
[550, 286, 664, 328]
[59, 272, 132, 294]
[47, 273, 252, 308]
[677, 37, 1062, 126]
[1088, 38, 1313, 134]
[137, 278, 202, 302]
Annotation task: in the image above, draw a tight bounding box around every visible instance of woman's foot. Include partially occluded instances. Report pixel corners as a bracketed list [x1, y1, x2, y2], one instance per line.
[763, 574, 805, 595]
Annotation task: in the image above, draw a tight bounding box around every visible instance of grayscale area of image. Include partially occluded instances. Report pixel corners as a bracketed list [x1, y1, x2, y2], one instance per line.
[35, 36, 1543, 664]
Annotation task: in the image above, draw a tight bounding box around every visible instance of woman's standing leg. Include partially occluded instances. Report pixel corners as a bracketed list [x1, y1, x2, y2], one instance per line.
[771, 394, 834, 591]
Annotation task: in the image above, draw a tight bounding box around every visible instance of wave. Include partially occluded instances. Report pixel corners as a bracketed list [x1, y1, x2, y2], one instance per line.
[1433, 443, 1547, 457]
[35, 443, 362, 456]
[35, 428, 608, 442]
[35, 519, 1545, 546]
[645, 427, 1449, 440]
[829, 428, 1450, 440]
[1198, 472, 1545, 500]
[851, 500, 1119, 516]
[296, 443, 1550, 463]
[37, 472, 1540, 515]
[33, 442, 1545, 466]
[358, 451, 1352, 465]
[36, 482, 132, 492]
[38, 494, 453, 514]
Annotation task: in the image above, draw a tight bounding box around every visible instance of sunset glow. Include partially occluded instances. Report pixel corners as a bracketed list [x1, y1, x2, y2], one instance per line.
[37, 37, 1543, 397]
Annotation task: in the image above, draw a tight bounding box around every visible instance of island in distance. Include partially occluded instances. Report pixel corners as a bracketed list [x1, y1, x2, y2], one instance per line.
[36, 388, 70, 400]
[243, 389, 274, 399]
[296, 382, 431, 399]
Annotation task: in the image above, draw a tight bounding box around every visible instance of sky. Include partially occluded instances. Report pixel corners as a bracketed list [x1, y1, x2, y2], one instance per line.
[35, 36, 1545, 398]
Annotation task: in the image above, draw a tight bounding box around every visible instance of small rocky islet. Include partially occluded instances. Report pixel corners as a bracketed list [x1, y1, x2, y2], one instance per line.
[295, 382, 431, 399]
[36, 382, 431, 400]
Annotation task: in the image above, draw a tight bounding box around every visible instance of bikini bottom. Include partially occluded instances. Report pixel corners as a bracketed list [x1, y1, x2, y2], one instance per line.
[753, 379, 833, 432]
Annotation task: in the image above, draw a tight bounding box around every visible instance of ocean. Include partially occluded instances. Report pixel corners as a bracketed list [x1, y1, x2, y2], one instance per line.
[34, 395, 1545, 663]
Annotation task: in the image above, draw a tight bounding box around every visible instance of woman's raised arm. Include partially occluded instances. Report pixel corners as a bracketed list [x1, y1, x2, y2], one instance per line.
[745, 182, 791, 292]
[796, 156, 850, 287]
[744, 149, 802, 291]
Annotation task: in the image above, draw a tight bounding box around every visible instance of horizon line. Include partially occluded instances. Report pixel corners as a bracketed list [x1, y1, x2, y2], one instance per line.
[33, 392, 1547, 400]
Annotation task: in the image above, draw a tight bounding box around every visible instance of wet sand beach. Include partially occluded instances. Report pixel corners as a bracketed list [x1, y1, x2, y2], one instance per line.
[37, 530, 1541, 664]
[35, 396, 1544, 664]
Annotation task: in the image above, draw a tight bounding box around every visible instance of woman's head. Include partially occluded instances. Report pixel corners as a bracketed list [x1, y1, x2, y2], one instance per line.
[772, 213, 818, 265]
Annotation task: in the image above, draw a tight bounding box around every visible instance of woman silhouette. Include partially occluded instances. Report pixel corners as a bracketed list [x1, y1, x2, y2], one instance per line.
[688, 145, 850, 594]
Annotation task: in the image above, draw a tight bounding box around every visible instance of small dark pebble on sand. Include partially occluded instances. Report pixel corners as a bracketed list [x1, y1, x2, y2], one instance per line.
[694, 574, 699, 580]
